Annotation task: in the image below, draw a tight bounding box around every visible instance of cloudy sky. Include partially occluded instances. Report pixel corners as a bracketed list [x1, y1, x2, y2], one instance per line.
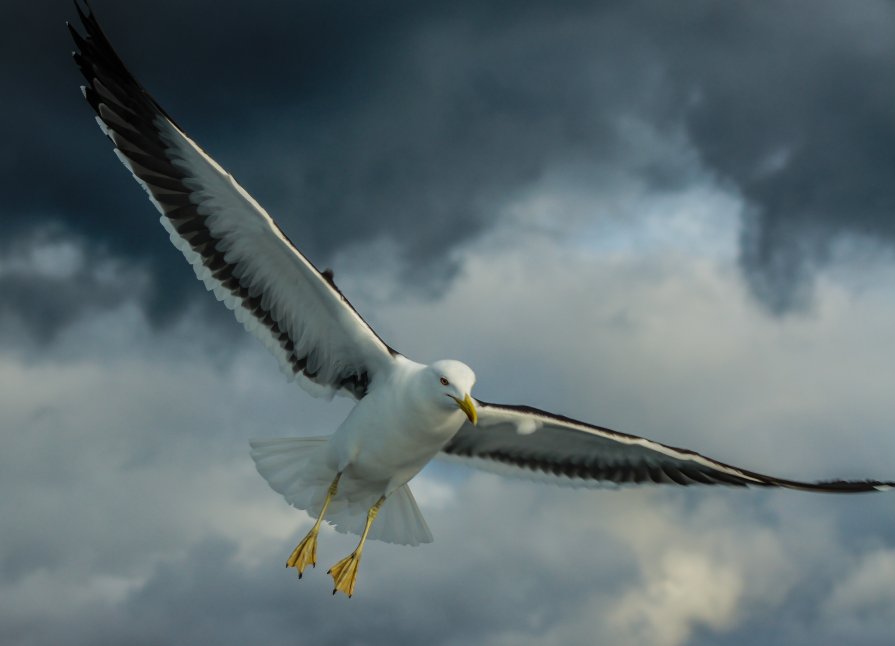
[4, 0, 895, 643]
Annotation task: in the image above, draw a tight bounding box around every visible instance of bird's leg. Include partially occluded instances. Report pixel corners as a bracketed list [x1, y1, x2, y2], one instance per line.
[286, 472, 341, 578]
[328, 495, 386, 598]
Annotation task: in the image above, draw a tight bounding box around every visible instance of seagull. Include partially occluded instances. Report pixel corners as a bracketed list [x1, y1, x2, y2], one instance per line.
[70, 3, 894, 598]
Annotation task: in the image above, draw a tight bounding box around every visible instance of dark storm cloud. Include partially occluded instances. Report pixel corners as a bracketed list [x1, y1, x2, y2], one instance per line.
[0, 270, 124, 343]
[5, 0, 895, 335]
[0, 230, 137, 344]
[661, 1, 895, 312]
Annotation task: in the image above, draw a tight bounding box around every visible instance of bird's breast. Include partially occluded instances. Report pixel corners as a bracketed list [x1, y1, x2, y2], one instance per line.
[331, 390, 465, 487]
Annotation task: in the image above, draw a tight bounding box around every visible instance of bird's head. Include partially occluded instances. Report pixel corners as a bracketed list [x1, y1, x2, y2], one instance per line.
[427, 360, 477, 425]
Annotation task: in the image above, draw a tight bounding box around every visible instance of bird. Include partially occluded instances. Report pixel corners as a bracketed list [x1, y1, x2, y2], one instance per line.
[69, 3, 895, 598]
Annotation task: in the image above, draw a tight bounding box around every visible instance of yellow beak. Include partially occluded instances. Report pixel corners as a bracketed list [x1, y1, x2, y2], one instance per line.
[453, 393, 478, 425]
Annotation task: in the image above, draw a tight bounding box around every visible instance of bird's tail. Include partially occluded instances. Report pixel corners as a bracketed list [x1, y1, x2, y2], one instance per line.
[249, 437, 433, 546]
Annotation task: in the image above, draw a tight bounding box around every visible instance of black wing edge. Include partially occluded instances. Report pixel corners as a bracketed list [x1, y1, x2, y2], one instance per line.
[68, 2, 399, 397]
[443, 400, 895, 493]
[68, 1, 186, 146]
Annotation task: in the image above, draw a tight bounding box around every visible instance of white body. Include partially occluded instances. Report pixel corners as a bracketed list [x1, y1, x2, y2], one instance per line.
[328, 357, 469, 494]
[250, 358, 476, 545]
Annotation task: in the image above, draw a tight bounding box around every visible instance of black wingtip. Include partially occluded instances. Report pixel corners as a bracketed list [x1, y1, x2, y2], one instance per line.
[73, 0, 88, 29]
[69, 0, 189, 134]
[66, 20, 82, 45]
[74, 0, 92, 22]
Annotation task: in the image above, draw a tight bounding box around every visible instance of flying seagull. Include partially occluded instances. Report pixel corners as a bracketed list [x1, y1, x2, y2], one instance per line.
[70, 3, 894, 598]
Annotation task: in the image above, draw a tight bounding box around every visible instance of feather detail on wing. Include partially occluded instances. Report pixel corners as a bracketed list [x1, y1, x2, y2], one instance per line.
[69, 3, 397, 399]
[441, 400, 894, 493]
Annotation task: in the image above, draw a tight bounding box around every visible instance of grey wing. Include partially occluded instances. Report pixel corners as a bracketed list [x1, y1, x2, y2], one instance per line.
[441, 400, 894, 492]
[70, 5, 398, 399]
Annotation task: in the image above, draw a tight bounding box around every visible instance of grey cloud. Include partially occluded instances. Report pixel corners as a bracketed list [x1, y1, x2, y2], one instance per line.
[0, 263, 132, 345]
[653, 1, 895, 312]
[4, 230, 895, 644]
[9, 482, 893, 646]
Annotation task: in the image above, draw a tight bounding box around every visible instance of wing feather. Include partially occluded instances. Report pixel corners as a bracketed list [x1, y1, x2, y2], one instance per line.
[441, 400, 894, 493]
[70, 4, 397, 399]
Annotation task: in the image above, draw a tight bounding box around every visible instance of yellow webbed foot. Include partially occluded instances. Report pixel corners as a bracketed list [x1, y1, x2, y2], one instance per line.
[286, 529, 319, 578]
[327, 550, 364, 598]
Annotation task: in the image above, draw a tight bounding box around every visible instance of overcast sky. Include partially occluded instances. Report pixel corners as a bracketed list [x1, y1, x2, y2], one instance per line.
[4, 1, 895, 644]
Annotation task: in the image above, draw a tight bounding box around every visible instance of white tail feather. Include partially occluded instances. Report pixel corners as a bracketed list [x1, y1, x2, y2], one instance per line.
[249, 438, 433, 546]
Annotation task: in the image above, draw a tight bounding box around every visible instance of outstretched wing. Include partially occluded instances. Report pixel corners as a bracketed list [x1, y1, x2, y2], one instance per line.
[69, 4, 397, 399]
[442, 400, 894, 492]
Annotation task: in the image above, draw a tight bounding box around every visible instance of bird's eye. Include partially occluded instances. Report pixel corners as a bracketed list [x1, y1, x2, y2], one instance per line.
[440, 377, 450, 386]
